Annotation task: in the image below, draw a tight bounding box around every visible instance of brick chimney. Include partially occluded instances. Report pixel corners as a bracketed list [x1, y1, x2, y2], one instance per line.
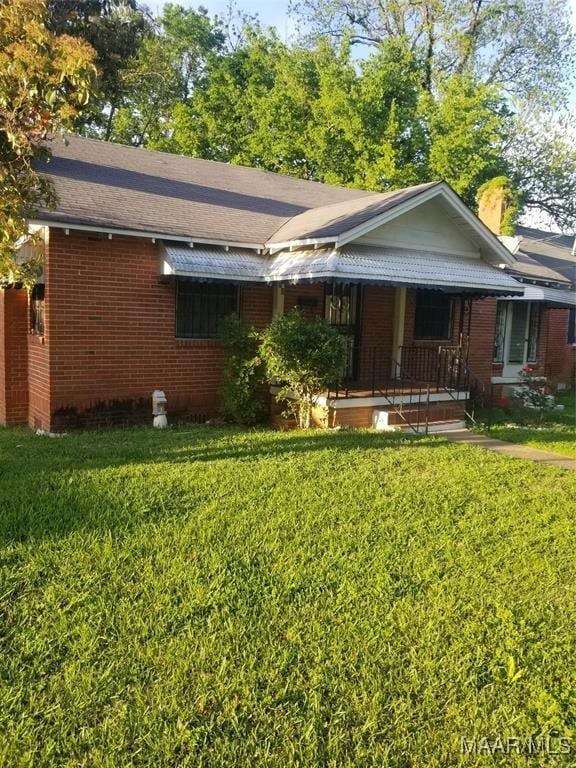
[477, 183, 507, 235]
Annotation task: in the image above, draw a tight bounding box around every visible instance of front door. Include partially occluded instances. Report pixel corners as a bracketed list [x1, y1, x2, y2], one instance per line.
[324, 283, 361, 380]
[496, 301, 540, 378]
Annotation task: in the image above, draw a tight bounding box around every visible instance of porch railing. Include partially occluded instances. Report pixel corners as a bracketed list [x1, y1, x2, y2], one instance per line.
[329, 344, 470, 399]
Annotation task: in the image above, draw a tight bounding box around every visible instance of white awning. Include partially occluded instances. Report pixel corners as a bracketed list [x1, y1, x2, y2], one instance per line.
[267, 246, 524, 295]
[506, 284, 576, 307]
[161, 243, 524, 295]
[161, 244, 266, 282]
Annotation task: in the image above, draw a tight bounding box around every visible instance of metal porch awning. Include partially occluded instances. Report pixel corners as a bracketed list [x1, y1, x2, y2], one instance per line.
[161, 244, 266, 282]
[267, 246, 524, 295]
[504, 283, 576, 307]
[161, 243, 524, 296]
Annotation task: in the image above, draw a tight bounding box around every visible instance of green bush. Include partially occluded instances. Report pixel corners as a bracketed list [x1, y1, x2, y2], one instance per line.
[260, 310, 347, 428]
[219, 314, 266, 425]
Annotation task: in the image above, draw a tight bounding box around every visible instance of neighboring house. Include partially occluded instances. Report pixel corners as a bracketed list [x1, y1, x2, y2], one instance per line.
[0, 136, 571, 432]
[474, 194, 576, 396]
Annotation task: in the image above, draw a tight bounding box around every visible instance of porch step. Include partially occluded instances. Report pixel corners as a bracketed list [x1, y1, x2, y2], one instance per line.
[398, 419, 467, 434]
[372, 402, 467, 432]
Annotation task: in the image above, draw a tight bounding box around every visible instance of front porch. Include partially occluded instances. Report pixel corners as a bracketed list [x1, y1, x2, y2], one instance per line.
[323, 341, 472, 432]
[274, 281, 476, 431]
[268, 290, 475, 432]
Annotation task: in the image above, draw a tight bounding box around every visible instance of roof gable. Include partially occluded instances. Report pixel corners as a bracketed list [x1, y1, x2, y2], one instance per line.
[354, 198, 480, 258]
[268, 182, 515, 267]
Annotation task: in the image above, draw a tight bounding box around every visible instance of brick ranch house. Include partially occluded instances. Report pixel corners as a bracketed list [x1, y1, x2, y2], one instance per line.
[0, 135, 574, 432]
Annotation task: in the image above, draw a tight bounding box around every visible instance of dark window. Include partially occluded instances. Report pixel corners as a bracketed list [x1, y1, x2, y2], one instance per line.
[414, 291, 453, 340]
[176, 281, 238, 338]
[569, 308, 576, 345]
[31, 283, 45, 335]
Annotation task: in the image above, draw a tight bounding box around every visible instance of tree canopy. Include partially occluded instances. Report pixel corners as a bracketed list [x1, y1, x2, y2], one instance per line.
[4, 0, 576, 243]
[45, 0, 151, 138]
[0, 0, 96, 285]
[289, 0, 575, 108]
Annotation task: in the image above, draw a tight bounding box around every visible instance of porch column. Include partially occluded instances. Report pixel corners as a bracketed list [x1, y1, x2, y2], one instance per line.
[391, 286, 406, 378]
[392, 287, 406, 379]
[272, 284, 285, 316]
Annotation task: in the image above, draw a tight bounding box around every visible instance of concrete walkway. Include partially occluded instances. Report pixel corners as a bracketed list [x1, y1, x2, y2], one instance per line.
[438, 429, 576, 471]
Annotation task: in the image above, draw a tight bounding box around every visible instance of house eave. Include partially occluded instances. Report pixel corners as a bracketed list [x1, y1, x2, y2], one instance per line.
[28, 218, 265, 252]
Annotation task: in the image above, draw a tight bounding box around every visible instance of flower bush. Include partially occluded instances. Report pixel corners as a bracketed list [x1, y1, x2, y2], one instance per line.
[513, 366, 556, 413]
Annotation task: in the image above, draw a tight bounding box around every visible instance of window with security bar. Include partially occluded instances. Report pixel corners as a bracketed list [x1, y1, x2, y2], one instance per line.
[414, 290, 453, 341]
[176, 281, 239, 338]
[324, 283, 361, 380]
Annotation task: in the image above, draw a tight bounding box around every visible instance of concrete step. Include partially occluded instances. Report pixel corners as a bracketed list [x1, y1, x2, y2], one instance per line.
[398, 419, 467, 434]
[372, 406, 466, 431]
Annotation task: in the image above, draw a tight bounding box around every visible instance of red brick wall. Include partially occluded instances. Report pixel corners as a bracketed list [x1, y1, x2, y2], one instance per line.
[39, 229, 273, 430]
[0, 288, 29, 426]
[467, 297, 498, 390]
[361, 286, 396, 348]
[542, 308, 575, 385]
[14, 227, 574, 432]
[467, 301, 575, 402]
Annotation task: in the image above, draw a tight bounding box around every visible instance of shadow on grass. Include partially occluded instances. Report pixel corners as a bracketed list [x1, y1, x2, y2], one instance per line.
[0, 426, 450, 544]
[486, 427, 576, 449]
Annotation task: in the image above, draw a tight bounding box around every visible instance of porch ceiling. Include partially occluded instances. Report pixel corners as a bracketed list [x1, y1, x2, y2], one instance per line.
[160, 242, 524, 296]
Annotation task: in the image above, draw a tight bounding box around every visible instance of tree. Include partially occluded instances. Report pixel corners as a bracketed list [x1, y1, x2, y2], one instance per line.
[108, 3, 224, 147]
[507, 115, 576, 231]
[355, 39, 428, 189]
[0, 0, 96, 285]
[290, 0, 575, 108]
[427, 75, 509, 205]
[45, 0, 151, 139]
[260, 311, 347, 429]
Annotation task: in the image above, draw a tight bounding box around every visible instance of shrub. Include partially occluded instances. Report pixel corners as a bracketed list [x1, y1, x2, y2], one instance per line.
[514, 365, 556, 417]
[260, 310, 347, 429]
[219, 315, 266, 425]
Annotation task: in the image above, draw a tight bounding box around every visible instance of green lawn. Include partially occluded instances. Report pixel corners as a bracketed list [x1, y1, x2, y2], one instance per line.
[475, 390, 576, 458]
[1, 425, 576, 767]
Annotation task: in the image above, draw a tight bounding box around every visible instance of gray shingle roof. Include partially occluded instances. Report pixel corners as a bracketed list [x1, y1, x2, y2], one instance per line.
[35, 135, 375, 246]
[266, 183, 439, 245]
[513, 226, 576, 285]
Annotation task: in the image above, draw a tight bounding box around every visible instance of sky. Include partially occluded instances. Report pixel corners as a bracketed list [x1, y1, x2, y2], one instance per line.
[170, 0, 576, 107]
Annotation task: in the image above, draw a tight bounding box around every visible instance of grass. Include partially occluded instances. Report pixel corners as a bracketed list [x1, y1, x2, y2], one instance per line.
[1, 424, 576, 767]
[475, 389, 576, 458]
